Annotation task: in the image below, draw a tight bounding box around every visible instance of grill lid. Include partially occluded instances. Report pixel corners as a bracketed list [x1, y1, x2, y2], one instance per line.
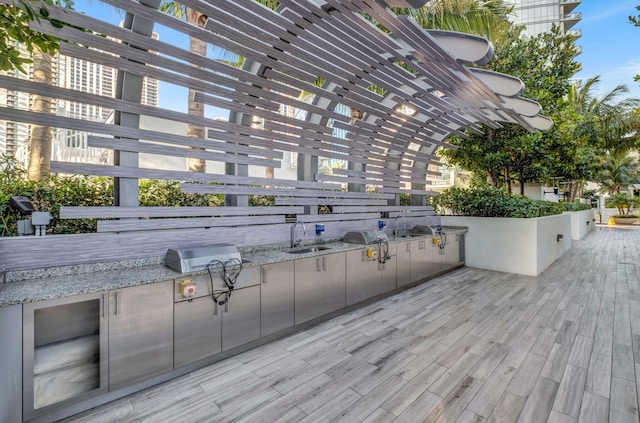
[165, 243, 241, 273]
[343, 230, 388, 245]
[411, 225, 443, 235]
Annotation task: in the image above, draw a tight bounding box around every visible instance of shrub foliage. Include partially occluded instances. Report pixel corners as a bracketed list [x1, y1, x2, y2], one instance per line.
[432, 186, 566, 218]
[0, 157, 224, 236]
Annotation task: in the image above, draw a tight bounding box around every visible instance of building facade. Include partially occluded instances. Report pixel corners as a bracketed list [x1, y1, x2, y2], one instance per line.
[0, 33, 159, 167]
[507, 0, 582, 37]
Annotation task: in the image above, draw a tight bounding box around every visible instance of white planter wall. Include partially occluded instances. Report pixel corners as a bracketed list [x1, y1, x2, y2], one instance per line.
[441, 214, 572, 276]
[567, 209, 596, 240]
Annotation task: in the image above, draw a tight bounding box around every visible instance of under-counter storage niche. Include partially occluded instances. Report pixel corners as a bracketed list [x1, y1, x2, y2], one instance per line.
[23, 292, 108, 419]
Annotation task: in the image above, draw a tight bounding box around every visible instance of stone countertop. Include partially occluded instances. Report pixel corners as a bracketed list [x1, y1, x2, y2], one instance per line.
[1, 235, 448, 307]
[0, 226, 471, 307]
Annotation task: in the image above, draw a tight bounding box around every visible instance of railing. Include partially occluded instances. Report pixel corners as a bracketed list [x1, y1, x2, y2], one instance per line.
[561, 12, 581, 21]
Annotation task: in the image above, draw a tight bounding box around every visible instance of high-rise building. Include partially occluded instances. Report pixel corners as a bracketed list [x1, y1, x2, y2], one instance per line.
[0, 42, 33, 164]
[0, 33, 159, 167]
[506, 0, 582, 38]
[54, 31, 159, 164]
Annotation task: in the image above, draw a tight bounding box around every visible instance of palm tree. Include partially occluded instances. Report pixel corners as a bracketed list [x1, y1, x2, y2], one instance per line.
[27, 45, 54, 180]
[568, 76, 640, 155]
[392, 0, 515, 44]
[598, 152, 638, 194]
[631, 3, 640, 81]
[160, 1, 279, 173]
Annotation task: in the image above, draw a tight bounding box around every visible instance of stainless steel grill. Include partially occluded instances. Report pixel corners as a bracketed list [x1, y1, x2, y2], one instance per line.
[411, 225, 443, 235]
[164, 244, 242, 273]
[342, 230, 388, 245]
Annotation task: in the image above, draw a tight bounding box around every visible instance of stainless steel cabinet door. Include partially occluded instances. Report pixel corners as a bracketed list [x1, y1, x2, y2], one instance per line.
[346, 249, 380, 306]
[2, 305, 21, 423]
[294, 256, 325, 324]
[411, 239, 440, 282]
[323, 253, 346, 313]
[441, 234, 460, 268]
[174, 296, 222, 368]
[261, 261, 294, 337]
[22, 292, 108, 419]
[295, 252, 346, 324]
[108, 281, 174, 390]
[396, 241, 412, 287]
[222, 285, 261, 351]
[380, 243, 397, 293]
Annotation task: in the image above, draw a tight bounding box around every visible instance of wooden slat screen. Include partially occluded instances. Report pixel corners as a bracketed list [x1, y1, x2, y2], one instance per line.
[0, 0, 550, 271]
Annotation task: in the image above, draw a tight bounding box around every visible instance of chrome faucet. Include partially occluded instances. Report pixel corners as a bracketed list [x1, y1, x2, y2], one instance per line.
[291, 220, 307, 247]
[393, 214, 406, 237]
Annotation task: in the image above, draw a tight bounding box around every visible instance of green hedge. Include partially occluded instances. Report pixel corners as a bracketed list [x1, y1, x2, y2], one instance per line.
[561, 202, 592, 212]
[0, 158, 223, 236]
[432, 186, 565, 218]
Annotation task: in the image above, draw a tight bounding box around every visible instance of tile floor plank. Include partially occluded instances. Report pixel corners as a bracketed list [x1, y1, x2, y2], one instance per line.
[506, 352, 547, 397]
[609, 377, 640, 423]
[578, 391, 609, 423]
[485, 391, 527, 423]
[57, 228, 640, 423]
[552, 364, 587, 417]
[516, 377, 559, 423]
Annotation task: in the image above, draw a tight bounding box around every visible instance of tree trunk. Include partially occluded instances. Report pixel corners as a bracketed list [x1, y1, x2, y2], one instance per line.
[186, 8, 207, 173]
[569, 182, 580, 202]
[505, 165, 512, 195]
[487, 170, 498, 187]
[27, 46, 53, 180]
[520, 179, 525, 196]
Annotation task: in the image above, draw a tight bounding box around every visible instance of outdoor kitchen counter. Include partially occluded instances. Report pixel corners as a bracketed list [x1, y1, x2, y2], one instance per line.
[0, 237, 441, 307]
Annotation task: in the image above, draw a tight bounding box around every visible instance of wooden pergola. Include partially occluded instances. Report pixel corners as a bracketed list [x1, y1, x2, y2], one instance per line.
[0, 0, 552, 271]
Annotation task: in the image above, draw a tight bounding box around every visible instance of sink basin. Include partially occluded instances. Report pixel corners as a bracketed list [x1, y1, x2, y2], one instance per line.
[288, 246, 332, 254]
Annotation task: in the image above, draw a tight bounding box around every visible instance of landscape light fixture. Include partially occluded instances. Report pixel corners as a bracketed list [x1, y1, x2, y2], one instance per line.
[9, 195, 50, 236]
[9, 196, 36, 215]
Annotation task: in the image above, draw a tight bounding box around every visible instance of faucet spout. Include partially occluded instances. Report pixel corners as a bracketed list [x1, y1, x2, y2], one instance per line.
[291, 220, 307, 247]
[393, 214, 407, 237]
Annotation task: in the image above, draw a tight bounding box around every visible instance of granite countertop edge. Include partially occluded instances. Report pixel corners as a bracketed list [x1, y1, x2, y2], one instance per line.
[0, 232, 464, 307]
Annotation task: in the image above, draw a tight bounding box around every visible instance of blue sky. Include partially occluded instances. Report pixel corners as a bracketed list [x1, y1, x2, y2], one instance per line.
[574, 0, 640, 100]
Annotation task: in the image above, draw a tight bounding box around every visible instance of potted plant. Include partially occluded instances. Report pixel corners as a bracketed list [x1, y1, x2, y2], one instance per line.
[608, 193, 640, 225]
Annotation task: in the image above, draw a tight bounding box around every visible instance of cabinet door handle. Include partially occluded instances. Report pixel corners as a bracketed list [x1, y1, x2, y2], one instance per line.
[261, 267, 267, 284]
[322, 257, 327, 271]
[114, 292, 119, 317]
[102, 294, 107, 319]
[316, 257, 321, 272]
[214, 302, 218, 316]
[406, 243, 410, 253]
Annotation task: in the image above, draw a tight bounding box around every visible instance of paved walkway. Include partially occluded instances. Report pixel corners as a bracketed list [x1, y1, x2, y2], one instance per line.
[62, 226, 640, 423]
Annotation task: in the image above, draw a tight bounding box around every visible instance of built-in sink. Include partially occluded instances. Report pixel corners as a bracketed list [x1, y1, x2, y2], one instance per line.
[287, 246, 332, 254]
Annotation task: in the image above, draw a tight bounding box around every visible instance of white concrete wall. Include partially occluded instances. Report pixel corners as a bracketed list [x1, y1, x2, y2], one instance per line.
[441, 214, 572, 276]
[567, 209, 596, 240]
[536, 214, 572, 275]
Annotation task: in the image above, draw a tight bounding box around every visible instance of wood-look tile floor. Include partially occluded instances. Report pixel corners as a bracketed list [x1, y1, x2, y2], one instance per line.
[61, 227, 640, 423]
